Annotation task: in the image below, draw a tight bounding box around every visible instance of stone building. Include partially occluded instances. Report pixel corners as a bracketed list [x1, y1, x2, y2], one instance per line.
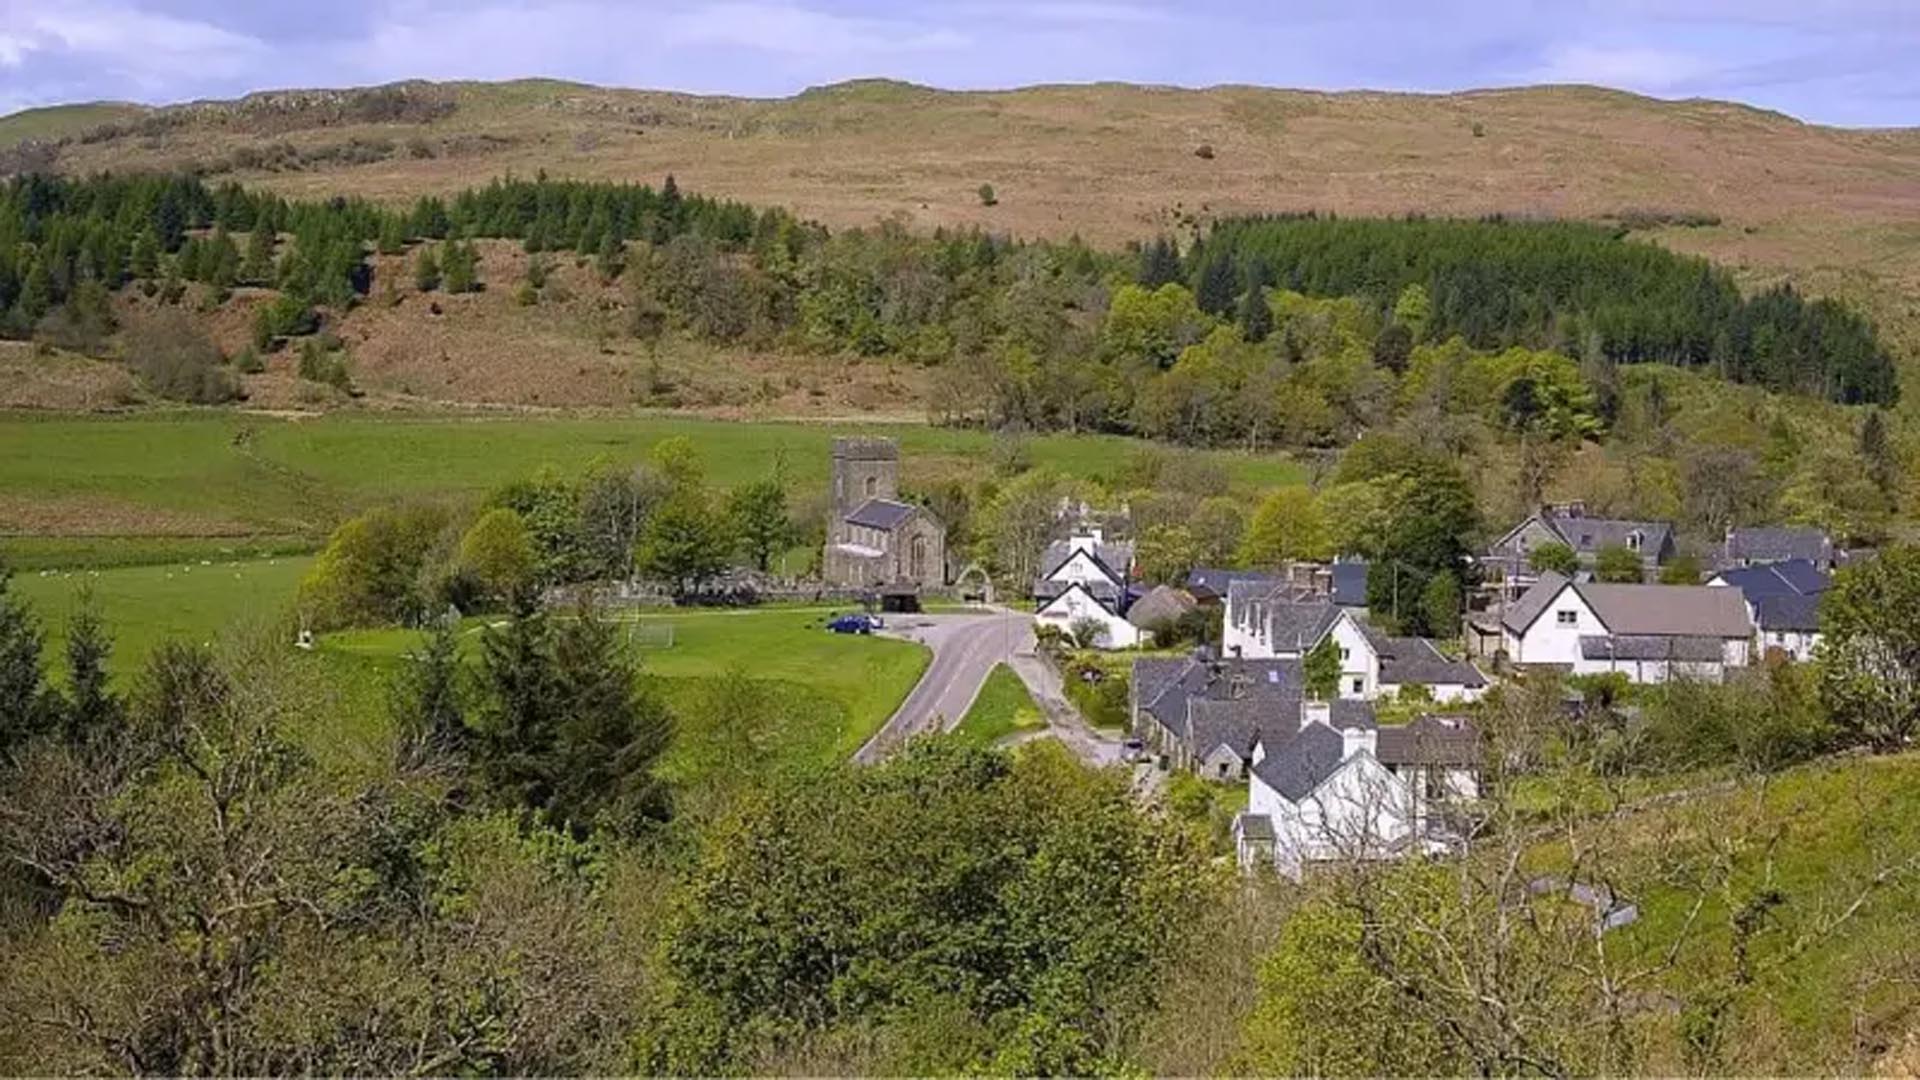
[822, 437, 946, 597]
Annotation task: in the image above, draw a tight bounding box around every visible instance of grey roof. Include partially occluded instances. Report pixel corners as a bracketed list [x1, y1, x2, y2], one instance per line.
[1578, 635, 1727, 662]
[1375, 636, 1488, 688]
[1035, 577, 1124, 606]
[1376, 715, 1482, 767]
[1501, 570, 1570, 634]
[845, 498, 918, 531]
[1542, 511, 1673, 558]
[1134, 657, 1303, 737]
[1725, 526, 1831, 566]
[1577, 583, 1752, 638]
[1754, 593, 1822, 633]
[1038, 538, 1133, 586]
[1251, 722, 1349, 801]
[1331, 560, 1369, 607]
[1188, 567, 1275, 598]
[1713, 561, 1829, 600]
[1127, 585, 1197, 629]
[1226, 583, 1343, 653]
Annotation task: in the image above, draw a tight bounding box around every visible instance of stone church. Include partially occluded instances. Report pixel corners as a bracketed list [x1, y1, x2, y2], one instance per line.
[822, 437, 946, 595]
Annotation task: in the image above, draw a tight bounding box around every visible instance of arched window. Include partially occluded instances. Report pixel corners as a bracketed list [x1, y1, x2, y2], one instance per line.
[911, 535, 927, 579]
[864, 475, 877, 497]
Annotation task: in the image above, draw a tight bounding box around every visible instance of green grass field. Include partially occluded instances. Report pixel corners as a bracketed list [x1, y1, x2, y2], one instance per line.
[11, 556, 315, 680]
[953, 663, 1045, 746]
[0, 411, 1307, 569]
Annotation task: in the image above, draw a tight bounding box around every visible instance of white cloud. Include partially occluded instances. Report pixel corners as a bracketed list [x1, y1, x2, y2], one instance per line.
[1527, 43, 1718, 91]
[659, 2, 969, 57]
[0, 1, 268, 96]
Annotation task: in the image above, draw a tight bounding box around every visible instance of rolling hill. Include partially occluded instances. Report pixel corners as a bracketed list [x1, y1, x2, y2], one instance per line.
[4, 77, 1920, 410]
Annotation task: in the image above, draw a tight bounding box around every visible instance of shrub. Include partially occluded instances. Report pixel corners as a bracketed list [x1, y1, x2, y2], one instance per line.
[125, 310, 236, 404]
[977, 183, 998, 207]
[1193, 144, 1215, 160]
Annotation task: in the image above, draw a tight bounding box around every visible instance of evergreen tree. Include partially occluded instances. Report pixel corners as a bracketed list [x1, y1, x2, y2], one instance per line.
[1137, 236, 1180, 288]
[376, 215, 407, 256]
[15, 259, 51, 324]
[58, 588, 120, 746]
[130, 229, 162, 279]
[205, 227, 240, 289]
[474, 589, 561, 813]
[594, 233, 625, 281]
[442, 240, 479, 294]
[0, 563, 51, 758]
[391, 617, 468, 772]
[239, 227, 274, 285]
[1194, 252, 1238, 317]
[1372, 322, 1414, 374]
[413, 245, 442, 292]
[548, 599, 673, 834]
[1238, 284, 1272, 343]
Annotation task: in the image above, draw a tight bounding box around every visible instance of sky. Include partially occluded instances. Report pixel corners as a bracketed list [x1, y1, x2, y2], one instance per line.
[2, 0, 1918, 127]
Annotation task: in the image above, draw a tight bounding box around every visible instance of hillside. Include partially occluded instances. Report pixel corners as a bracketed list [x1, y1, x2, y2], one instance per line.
[8, 78, 1920, 349]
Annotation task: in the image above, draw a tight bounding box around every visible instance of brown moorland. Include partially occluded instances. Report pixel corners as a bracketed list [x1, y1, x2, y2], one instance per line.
[8, 77, 1920, 406]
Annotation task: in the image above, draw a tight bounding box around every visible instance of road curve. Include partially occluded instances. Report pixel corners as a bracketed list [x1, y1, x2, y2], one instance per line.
[854, 611, 1031, 763]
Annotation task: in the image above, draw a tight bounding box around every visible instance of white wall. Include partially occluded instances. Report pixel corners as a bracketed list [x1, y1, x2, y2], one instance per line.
[1046, 548, 1120, 590]
[1036, 586, 1140, 649]
[1505, 583, 1599, 665]
[1759, 628, 1821, 663]
[1329, 615, 1378, 699]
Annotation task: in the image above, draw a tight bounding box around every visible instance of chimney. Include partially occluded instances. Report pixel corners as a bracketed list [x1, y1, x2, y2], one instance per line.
[1342, 726, 1377, 759]
[1301, 700, 1331, 730]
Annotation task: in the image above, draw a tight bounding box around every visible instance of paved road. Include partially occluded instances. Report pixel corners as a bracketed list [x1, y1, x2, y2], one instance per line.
[854, 608, 1130, 768]
[854, 611, 1032, 763]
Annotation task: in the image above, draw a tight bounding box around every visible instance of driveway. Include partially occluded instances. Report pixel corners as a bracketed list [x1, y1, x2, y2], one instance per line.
[853, 611, 1031, 763]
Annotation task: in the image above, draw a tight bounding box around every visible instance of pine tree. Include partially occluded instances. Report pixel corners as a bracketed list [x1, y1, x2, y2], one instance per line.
[1195, 252, 1238, 317]
[548, 599, 673, 834]
[474, 589, 560, 813]
[1138, 236, 1180, 288]
[240, 227, 274, 284]
[58, 589, 120, 746]
[15, 259, 51, 324]
[442, 240, 478, 294]
[594, 232, 625, 281]
[130, 230, 162, 280]
[413, 245, 442, 292]
[1239, 284, 1273, 343]
[0, 563, 51, 758]
[376, 215, 406, 257]
[391, 617, 468, 772]
[205, 227, 240, 289]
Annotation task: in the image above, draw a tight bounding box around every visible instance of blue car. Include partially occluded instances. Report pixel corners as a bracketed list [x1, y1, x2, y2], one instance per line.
[827, 613, 880, 635]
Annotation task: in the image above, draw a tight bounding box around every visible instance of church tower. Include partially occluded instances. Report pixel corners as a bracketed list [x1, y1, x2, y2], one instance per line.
[830, 436, 900, 519]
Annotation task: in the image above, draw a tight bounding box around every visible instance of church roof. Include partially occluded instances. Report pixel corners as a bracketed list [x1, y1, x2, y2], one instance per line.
[845, 498, 919, 531]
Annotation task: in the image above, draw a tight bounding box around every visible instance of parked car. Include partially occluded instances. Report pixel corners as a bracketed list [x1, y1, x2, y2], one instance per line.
[827, 613, 880, 635]
[1123, 737, 1146, 763]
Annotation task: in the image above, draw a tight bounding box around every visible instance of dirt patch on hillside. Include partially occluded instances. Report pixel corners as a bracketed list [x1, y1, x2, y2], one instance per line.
[0, 494, 254, 538]
[0, 343, 140, 410]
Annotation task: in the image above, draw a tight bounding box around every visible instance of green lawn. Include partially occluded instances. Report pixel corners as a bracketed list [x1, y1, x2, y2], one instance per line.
[0, 411, 1306, 569]
[324, 605, 930, 777]
[11, 556, 315, 681]
[953, 663, 1046, 746]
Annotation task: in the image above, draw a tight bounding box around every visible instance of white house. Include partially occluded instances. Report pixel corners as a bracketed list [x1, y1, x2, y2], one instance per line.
[1033, 528, 1139, 649]
[1707, 559, 1829, 663]
[1501, 571, 1753, 682]
[1224, 585, 1487, 703]
[1234, 704, 1481, 878]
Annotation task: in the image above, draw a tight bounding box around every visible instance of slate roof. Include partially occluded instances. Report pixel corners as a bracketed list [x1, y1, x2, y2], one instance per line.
[1754, 593, 1822, 633]
[845, 498, 919, 531]
[1037, 538, 1133, 585]
[1725, 526, 1832, 566]
[1188, 567, 1275, 598]
[1579, 635, 1727, 662]
[1133, 657, 1304, 737]
[1035, 577, 1124, 605]
[1251, 721, 1350, 801]
[1542, 511, 1673, 558]
[1374, 636, 1489, 688]
[1331, 560, 1369, 607]
[1225, 583, 1343, 653]
[1501, 570, 1570, 634]
[1578, 583, 1752, 638]
[1713, 559, 1829, 600]
[1376, 715, 1482, 767]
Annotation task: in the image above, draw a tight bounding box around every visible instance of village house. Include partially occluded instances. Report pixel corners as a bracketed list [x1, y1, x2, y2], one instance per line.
[1032, 526, 1140, 649]
[1708, 558, 1830, 662]
[1500, 571, 1753, 682]
[1131, 654, 1377, 779]
[822, 437, 947, 605]
[1717, 525, 1836, 572]
[1187, 558, 1368, 609]
[1223, 586, 1487, 703]
[1481, 502, 1676, 599]
[1234, 704, 1482, 878]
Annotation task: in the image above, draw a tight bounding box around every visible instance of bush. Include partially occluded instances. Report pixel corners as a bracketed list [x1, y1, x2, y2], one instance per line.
[251, 294, 318, 350]
[1193, 144, 1215, 160]
[977, 183, 998, 207]
[125, 310, 236, 404]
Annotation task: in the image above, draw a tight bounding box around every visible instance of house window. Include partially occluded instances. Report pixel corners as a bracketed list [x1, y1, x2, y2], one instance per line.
[864, 476, 877, 497]
[1556, 610, 1578, 627]
[1424, 768, 1447, 800]
[1339, 646, 1350, 661]
[1350, 678, 1363, 695]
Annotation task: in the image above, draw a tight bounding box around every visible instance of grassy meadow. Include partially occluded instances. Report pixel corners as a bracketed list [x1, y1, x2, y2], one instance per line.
[953, 663, 1046, 746]
[0, 411, 1307, 570]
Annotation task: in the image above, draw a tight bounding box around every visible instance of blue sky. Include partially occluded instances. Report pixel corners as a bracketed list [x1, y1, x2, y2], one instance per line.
[2, 0, 1917, 127]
